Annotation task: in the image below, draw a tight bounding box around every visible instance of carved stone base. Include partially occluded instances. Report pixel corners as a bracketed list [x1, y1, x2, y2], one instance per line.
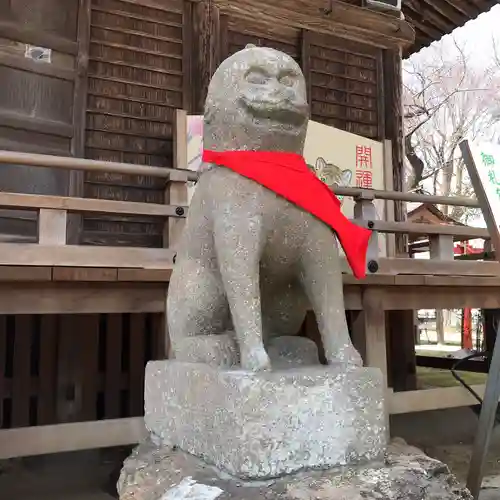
[117, 439, 473, 500]
[144, 360, 386, 479]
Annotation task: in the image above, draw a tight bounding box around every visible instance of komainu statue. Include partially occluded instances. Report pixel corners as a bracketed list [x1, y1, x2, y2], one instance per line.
[167, 44, 371, 371]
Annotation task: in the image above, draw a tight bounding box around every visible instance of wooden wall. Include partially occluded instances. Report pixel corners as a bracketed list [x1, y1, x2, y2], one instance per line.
[83, 0, 191, 247]
[0, 0, 407, 428]
[0, 0, 401, 246]
[0, 0, 89, 240]
[219, 17, 385, 140]
[0, 312, 163, 428]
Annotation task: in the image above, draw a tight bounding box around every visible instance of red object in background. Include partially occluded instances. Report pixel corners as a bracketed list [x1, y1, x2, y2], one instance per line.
[202, 149, 372, 279]
[454, 241, 483, 349]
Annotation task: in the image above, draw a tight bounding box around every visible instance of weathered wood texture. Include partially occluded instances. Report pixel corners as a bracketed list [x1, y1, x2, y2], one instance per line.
[0, 312, 161, 429]
[220, 17, 384, 140]
[0, 0, 85, 240]
[383, 48, 406, 254]
[303, 31, 384, 140]
[84, 0, 192, 247]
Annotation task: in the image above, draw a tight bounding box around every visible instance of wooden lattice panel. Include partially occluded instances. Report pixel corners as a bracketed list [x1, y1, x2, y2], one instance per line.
[224, 16, 301, 63]
[0, 312, 162, 429]
[303, 32, 383, 140]
[84, 0, 191, 247]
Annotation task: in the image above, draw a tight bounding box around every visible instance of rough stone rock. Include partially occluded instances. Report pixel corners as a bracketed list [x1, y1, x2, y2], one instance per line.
[144, 360, 386, 480]
[117, 438, 473, 500]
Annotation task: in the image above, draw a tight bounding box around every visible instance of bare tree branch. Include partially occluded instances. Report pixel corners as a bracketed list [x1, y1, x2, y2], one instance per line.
[402, 35, 500, 220]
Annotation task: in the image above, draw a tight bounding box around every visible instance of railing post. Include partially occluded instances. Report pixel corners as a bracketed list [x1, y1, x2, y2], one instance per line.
[429, 235, 454, 261]
[354, 190, 379, 271]
[162, 109, 190, 359]
[38, 209, 68, 246]
[165, 109, 189, 250]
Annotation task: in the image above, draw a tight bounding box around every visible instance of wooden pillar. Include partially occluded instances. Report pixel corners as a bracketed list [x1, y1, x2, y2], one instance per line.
[387, 310, 417, 391]
[67, 0, 91, 244]
[383, 48, 406, 256]
[193, 0, 224, 113]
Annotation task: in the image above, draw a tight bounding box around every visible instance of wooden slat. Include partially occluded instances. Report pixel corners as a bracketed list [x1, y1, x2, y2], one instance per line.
[105, 314, 123, 419]
[37, 315, 58, 425]
[390, 385, 486, 414]
[0, 416, 147, 458]
[80, 315, 100, 421]
[0, 192, 187, 218]
[0, 316, 6, 428]
[57, 315, 79, 423]
[129, 314, 146, 416]
[12, 316, 33, 427]
[0, 244, 175, 268]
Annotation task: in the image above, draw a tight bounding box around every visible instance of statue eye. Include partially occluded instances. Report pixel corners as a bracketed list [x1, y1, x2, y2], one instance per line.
[246, 71, 269, 85]
[279, 75, 295, 87]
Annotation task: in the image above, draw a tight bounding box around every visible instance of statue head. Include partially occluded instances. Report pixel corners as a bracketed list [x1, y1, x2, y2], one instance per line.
[203, 45, 309, 154]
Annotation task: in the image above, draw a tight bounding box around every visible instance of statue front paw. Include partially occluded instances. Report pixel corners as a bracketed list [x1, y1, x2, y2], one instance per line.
[240, 346, 272, 372]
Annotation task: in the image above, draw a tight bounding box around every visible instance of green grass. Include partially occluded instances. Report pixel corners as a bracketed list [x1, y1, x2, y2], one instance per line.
[417, 366, 487, 389]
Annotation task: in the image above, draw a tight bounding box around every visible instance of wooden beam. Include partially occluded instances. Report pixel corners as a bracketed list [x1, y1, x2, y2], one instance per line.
[390, 385, 485, 414]
[375, 257, 500, 276]
[0, 150, 197, 181]
[214, 0, 415, 50]
[0, 53, 75, 81]
[367, 220, 489, 239]
[380, 286, 500, 310]
[0, 192, 186, 218]
[0, 110, 73, 138]
[0, 283, 165, 314]
[0, 244, 175, 268]
[0, 417, 147, 459]
[0, 20, 78, 55]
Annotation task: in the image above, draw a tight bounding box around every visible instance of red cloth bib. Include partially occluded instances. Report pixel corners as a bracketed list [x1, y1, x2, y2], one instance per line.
[202, 149, 372, 279]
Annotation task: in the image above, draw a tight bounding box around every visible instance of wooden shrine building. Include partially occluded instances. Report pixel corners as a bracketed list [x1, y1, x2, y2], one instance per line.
[0, 0, 498, 458]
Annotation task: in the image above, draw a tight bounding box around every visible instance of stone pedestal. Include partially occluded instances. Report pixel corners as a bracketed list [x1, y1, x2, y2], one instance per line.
[144, 360, 386, 479]
[117, 439, 473, 500]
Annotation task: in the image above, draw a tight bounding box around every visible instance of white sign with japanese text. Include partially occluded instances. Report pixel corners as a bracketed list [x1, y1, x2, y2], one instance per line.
[461, 140, 500, 252]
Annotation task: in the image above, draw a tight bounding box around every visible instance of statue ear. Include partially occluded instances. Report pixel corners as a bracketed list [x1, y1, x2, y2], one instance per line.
[316, 157, 326, 169]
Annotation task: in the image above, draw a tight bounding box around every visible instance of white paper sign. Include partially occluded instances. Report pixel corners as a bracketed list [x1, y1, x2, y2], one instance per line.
[460, 140, 500, 251]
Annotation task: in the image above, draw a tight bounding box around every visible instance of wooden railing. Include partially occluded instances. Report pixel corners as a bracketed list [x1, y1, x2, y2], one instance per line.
[0, 147, 498, 460]
[0, 149, 495, 276]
